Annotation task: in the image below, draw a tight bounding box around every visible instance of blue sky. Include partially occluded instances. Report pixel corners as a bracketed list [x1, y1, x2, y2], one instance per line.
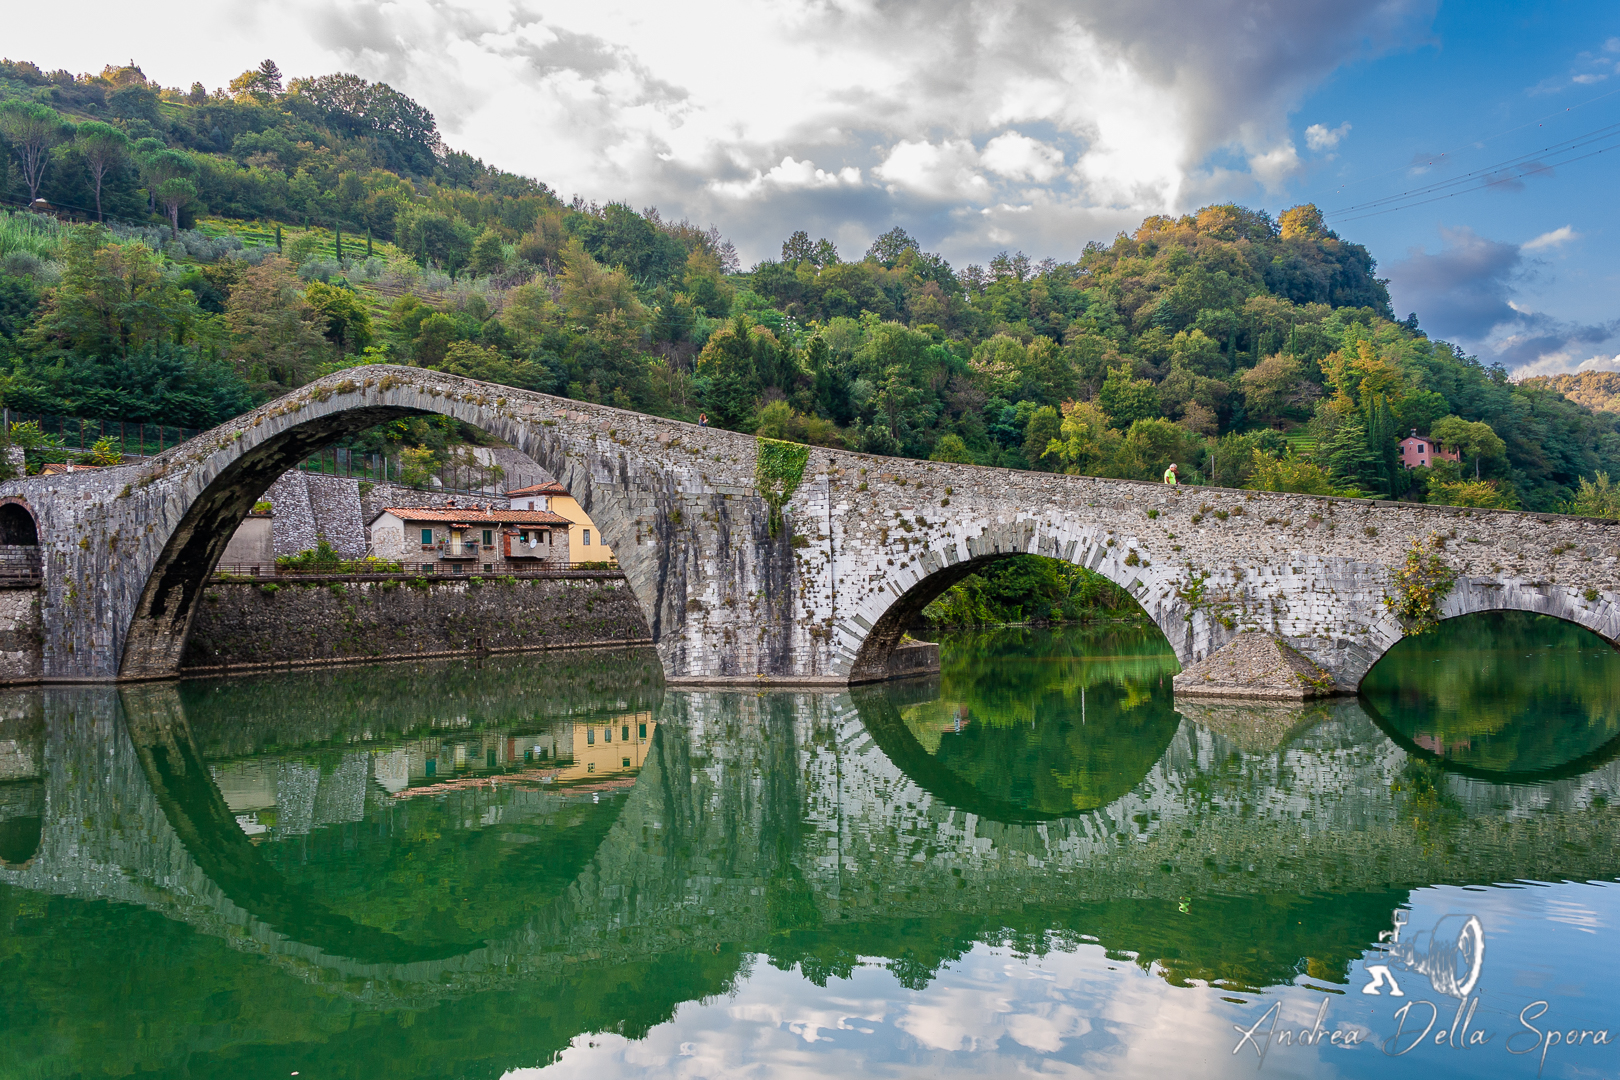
[15, 0, 1619, 374]
[1289, 2, 1620, 375]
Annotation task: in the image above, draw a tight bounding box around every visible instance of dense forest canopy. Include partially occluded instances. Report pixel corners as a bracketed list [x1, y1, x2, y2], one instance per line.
[2, 54, 1619, 521]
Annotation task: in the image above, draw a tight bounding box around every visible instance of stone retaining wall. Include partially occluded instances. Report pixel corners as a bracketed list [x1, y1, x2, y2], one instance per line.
[180, 573, 650, 673]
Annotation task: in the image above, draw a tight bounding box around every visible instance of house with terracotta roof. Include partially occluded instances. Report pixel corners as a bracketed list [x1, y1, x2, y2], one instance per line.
[1397, 429, 1461, 469]
[506, 482, 616, 565]
[366, 501, 572, 573]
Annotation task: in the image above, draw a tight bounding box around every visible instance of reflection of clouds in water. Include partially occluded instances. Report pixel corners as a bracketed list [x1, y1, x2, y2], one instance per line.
[1545, 897, 1605, 934]
[728, 998, 887, 1043]
[894, 984, 1013, 1051]
[513, 944, 1312, 1079]
[517, 883, 1620, 1079]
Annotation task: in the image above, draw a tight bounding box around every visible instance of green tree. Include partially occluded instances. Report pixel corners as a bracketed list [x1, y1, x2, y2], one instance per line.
[1563, 472, 1620, 519]
[155, 176, 198, 235]
[413, 313, 457, 367]
[1045, 400, 1122, 476]
[304, 281, 374, 354]
[469, 229, 508, 276]
[0, 101, 71, 204]
[930, 434, 974, 463]
[28, 228, 206, 359]
[1021, 406, 1062, 471]
[1428, 479, 1518, 510]
[224, 256, 330, 390]
[696, 315, 762, 430]
[73, 122, 128, 222]
[1430, 416, 1506, 480]
[1245, 450, 1340, 495]
[1098, 365, 1160, 428]
[1239, 353, 1306, 425]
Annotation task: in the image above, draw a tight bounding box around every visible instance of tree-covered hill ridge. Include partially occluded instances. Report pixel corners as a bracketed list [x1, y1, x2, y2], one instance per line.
[1, 55, 1618, 517]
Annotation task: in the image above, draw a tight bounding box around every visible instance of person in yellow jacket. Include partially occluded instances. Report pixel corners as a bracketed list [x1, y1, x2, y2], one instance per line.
[1163, 463, 1178, 485]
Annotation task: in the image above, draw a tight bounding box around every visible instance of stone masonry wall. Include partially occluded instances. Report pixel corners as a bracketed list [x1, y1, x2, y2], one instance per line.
[180, 573, 649, 672]
[0, 588, 40, 683]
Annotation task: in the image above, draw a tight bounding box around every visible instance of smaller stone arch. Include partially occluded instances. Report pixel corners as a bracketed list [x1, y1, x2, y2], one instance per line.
[1345, 576, 1620, 690]
[0, 499, 38, 546]
[839, 519, 1196, 682]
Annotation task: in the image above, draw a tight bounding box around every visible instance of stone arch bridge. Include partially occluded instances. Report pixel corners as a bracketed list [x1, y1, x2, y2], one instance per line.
[3, 365, 1618, 688]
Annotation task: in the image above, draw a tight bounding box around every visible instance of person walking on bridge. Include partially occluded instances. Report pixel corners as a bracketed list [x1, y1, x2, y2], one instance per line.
[1163, 463, 1178, 485]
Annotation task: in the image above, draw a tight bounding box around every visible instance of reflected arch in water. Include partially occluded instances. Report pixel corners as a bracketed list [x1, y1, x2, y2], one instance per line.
[120, 669, 661, 967]
[0, 703, 43, 866]
[1359, 609, 1620, 780]
[852, 624, 1183, 821]
[0, 814, 41, 866]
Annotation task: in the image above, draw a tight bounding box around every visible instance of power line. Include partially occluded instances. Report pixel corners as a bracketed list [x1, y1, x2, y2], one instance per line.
[1333, 138, 1620, 223]
[1327, 119, 1620, 218]
[1325, 84, 1620, 197]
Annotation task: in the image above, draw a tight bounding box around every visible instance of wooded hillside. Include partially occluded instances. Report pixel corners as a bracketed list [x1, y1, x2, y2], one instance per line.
[2, 55, 1618, 516]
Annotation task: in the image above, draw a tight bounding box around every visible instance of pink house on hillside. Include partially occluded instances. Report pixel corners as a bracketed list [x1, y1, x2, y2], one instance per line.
[1397, 429, 1461, 469]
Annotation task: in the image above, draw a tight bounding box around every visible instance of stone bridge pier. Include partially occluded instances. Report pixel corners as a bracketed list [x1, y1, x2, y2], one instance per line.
[0, 365, 1618, 688]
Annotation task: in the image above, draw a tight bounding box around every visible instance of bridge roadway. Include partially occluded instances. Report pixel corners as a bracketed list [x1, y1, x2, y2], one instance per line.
[2, 366, 1619, 688]
[2, 681, 1618, 1011]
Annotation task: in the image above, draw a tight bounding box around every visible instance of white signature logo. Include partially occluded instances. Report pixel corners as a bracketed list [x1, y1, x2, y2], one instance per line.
[1362, 909, 1485, 1000]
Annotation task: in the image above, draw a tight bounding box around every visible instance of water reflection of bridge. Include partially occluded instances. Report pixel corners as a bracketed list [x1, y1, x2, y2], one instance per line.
[3, 653, 1620, 1070]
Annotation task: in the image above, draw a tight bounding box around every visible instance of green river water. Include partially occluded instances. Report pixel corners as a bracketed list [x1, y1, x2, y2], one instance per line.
[2, 611, 1619, 1079]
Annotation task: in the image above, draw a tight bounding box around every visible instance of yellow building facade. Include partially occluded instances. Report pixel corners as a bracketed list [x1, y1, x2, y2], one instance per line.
[505, 482, 616, 565]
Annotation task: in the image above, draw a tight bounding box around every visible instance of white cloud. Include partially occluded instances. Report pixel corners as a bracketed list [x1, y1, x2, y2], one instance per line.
[1304, 120, 1351, 150]
[979, 132, 1065, 182]
[0, 0, 1439, 264]
[1522, 225, 1578, 251]
[711, 157, 862, 199]
[1248, 143, 1302, 187]
[873, 139, 990, 200]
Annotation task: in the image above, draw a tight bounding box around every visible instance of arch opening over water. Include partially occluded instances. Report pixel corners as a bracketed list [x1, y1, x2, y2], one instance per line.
[847, 544, 1186, 684]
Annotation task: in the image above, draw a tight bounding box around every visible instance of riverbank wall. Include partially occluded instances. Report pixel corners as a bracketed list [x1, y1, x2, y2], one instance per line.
[179, 571, 650, 674]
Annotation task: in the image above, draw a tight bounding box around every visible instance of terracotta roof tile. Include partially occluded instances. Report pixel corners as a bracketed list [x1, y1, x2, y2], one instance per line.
[505, 482, 569, 497]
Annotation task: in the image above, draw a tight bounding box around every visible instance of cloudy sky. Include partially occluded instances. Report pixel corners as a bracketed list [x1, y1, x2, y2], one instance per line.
[11, 0, 1618, 375]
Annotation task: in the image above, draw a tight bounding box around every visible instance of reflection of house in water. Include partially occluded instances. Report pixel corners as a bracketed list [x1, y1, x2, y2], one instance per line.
[209, 713, 657, 837]
[551, 712, 654, 784]
[900, 702, 974, 753]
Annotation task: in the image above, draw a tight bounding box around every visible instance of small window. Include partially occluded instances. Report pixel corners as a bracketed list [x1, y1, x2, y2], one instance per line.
[587, 728, 594, 745]
[639, 723, 647, 740]
[604, 726, 612, 743]
[482, 529, 493, 545]
[621, 757, 631, 768]
[621, 724, 630, 742]
[421, 528, 434, 545]
[583, 529, 591, 546]
[527, 500, 535, 510]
